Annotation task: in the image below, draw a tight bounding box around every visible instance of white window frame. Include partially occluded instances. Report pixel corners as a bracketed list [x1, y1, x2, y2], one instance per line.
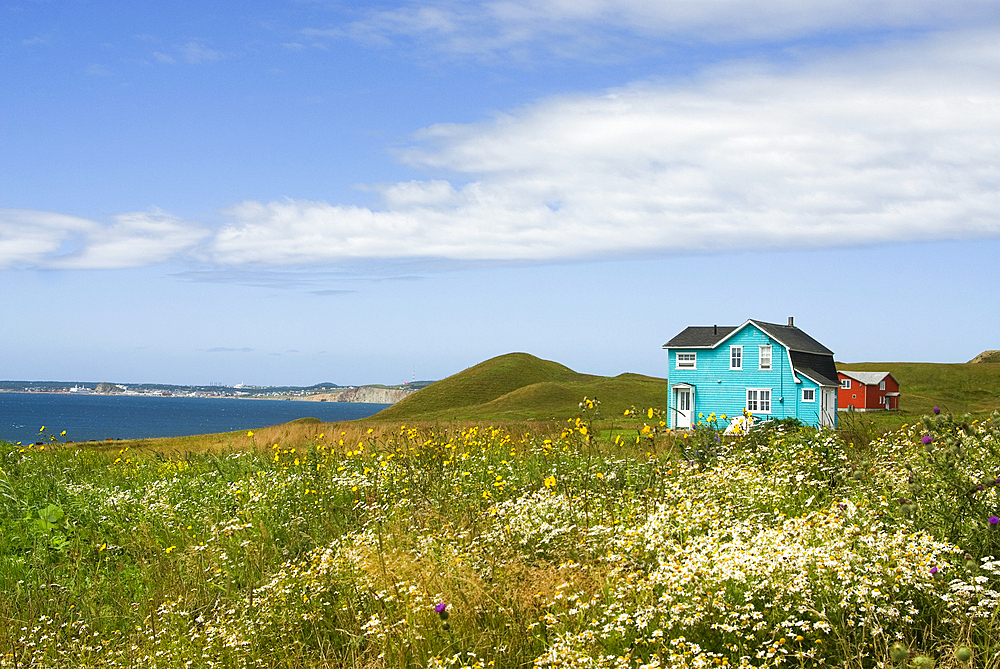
[759, 345, 772, 370]
[676, 352, 697, 369]
[841, 378, 851, 389]
[802, 388, 815, 402]
[746, 388, 772, 414]
[730, 345, 743, 370]
[879, 380, 886, 390]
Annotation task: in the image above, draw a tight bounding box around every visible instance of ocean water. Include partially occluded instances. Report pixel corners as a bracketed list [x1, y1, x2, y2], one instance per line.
[0, 393, 390, 445]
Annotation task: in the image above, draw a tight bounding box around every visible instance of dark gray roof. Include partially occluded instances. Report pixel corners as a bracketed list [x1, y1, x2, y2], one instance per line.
[663, 320, 833, 355]
[662, 326, 739, 348]
[751, 320, 834, 356]
[789, 351, 840, 387]
[663, 319, 839, 387]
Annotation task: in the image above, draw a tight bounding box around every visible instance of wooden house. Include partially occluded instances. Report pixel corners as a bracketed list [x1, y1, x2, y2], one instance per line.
[662, 318, 839, 429]
[837, 371, 900, 411]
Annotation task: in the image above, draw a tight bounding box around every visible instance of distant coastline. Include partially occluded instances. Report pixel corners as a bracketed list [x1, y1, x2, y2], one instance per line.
[0, 381, 426, 404]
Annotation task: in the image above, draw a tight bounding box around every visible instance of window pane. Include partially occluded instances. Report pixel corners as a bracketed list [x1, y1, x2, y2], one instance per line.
[760, 345, 771, 369]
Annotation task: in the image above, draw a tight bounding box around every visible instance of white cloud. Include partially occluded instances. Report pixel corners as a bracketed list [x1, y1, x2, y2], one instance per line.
[179, 41, 221, 64]
[8, 29, 1000, 270]
[324, 0, 1000, 58]
[208, 31, 1000, 265]
[0, 209, 210, 270]
[85, 63, 112, 77]
[22, 35, 51, 46]
[151, 41, 222, 65]
[0, 210, 97, 268]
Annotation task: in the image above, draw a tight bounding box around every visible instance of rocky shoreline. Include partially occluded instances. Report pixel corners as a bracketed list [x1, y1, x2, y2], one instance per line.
[300, 386, 415, 404]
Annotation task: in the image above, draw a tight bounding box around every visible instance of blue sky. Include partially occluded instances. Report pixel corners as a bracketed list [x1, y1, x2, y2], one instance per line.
[3, 1, 1000, 386]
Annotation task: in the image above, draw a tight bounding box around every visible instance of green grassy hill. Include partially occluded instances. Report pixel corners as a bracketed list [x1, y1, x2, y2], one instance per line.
[837, 360, 1000, 416]
[373, 353, 666, 422]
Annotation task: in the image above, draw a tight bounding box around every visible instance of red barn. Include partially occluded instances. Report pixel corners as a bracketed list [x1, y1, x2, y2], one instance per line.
[837, 371, 900, 411]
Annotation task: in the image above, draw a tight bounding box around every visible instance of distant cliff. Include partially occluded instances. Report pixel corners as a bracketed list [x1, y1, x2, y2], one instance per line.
[95, 382, 125, 394]
[303, 386, 416, 404]
[969, 350, 1000, 363]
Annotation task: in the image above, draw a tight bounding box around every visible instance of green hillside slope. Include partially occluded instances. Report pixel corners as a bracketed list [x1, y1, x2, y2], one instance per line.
[838, 361, 1000, 415]
[373, 353, 666, 422]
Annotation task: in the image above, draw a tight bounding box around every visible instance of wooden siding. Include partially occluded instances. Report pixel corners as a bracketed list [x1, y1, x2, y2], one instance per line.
[838, 372, 900, 411]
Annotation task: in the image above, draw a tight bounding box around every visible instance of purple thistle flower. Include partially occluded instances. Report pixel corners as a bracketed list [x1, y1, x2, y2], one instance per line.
[933, 407, 940, 415]
[435, 602, 447, 613]
[930, 566, 938, 574]
[989, 516, 1000, 527]
[921, 435, 933, 444]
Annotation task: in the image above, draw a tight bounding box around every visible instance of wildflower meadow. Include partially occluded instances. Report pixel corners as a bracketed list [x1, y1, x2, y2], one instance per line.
[1, 405, 999, 668]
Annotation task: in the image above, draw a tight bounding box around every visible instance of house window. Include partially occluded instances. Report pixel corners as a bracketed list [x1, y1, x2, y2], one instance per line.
[841, 378, 851, 389]
[730, 346, 742, 370]
[747, 388, 771, 413]
[676, 352, 696, 369]
[802, 388, 815, 402]
[759, 345, 772, 370]
[879, 396, 885, 405]
[879, 380, 886, 390]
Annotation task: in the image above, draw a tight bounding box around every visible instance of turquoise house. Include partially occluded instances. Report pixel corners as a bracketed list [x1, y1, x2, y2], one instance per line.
[662, 318, 839, 429]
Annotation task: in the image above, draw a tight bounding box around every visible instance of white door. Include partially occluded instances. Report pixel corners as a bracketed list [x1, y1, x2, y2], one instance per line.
[820, 388, 836, 427]
[675, 387, 692, 428]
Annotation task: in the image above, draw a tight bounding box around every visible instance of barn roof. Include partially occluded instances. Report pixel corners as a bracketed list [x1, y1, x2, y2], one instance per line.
[838, 370, 896, 386]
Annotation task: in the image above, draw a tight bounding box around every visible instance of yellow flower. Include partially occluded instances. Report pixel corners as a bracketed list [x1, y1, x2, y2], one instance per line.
[165, 545, 176, 554]
[247, 430, 254, 437]
[579, 426, 588, 435]
[647, 408, 654, 419]
[544, 475, 557, 489]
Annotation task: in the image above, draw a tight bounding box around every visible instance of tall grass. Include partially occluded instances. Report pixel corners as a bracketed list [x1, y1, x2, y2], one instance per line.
[2, 410, 999, 668]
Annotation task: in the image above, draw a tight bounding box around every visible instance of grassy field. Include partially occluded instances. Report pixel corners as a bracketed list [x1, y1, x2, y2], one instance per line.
[3, 356, 1000, 667]
[3, 403, 1000, 668]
